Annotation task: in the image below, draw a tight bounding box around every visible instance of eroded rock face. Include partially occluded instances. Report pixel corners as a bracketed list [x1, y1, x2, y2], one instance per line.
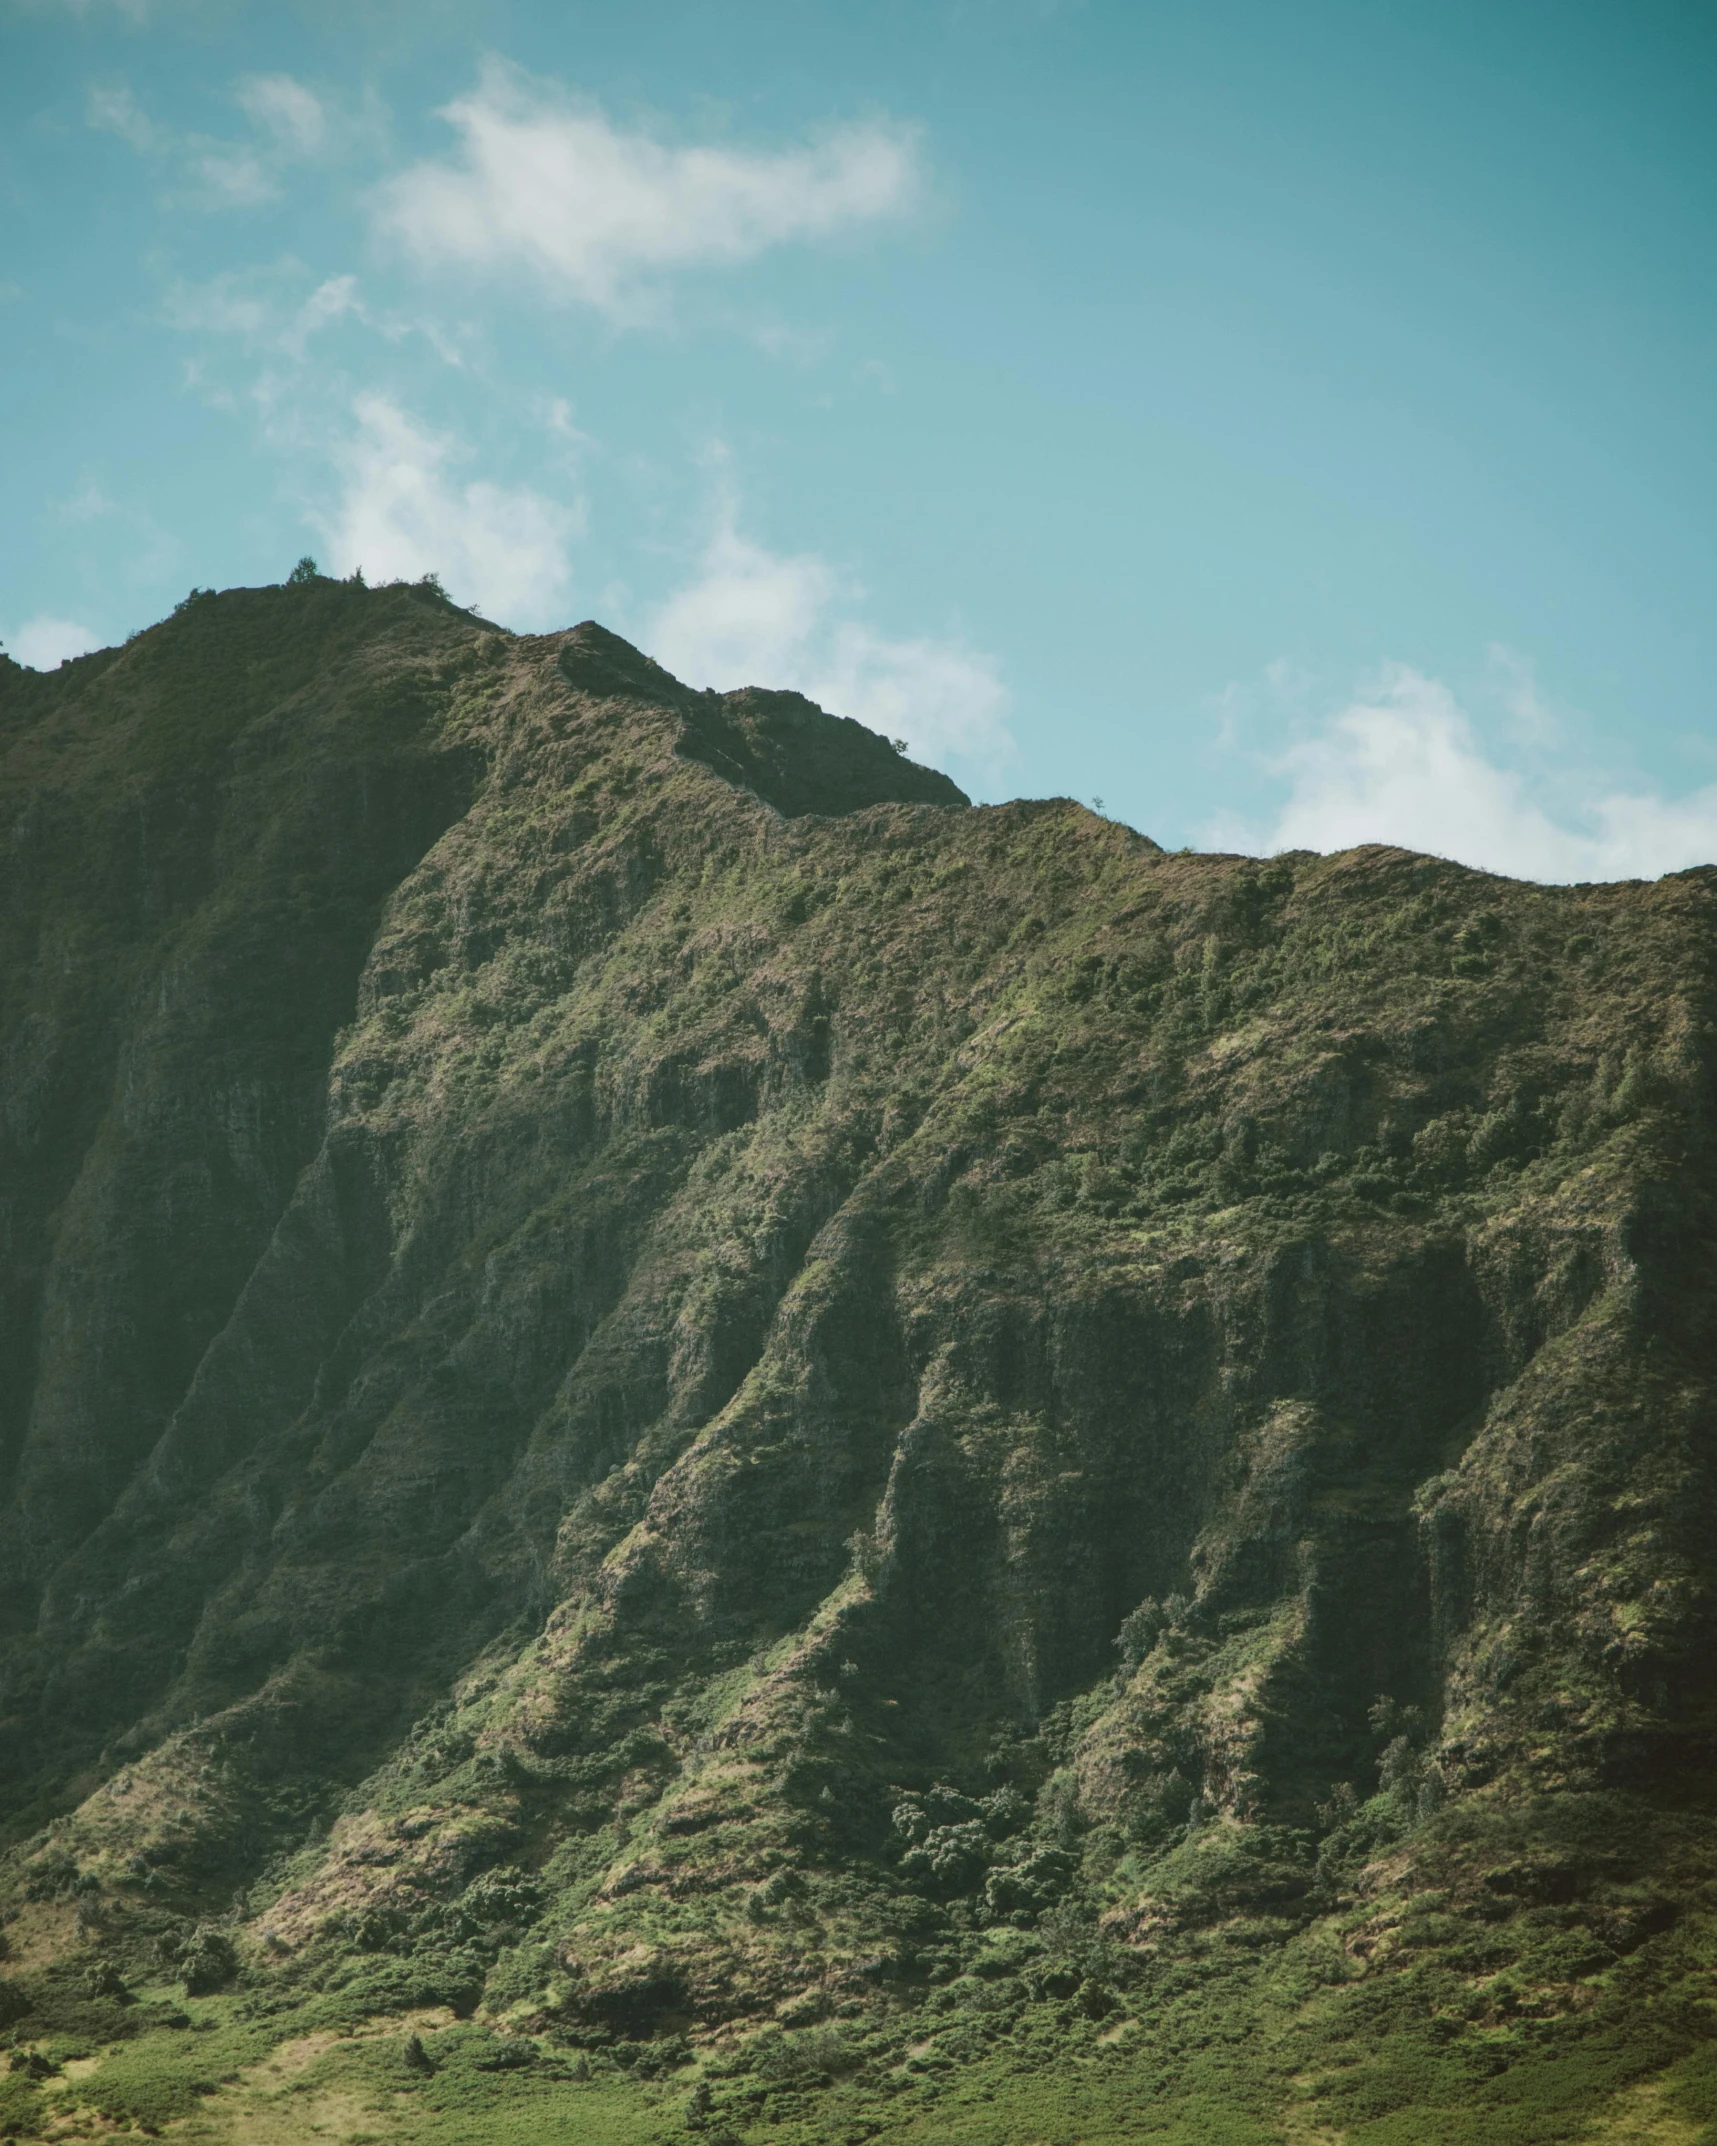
[2, 582, 1714, 2080]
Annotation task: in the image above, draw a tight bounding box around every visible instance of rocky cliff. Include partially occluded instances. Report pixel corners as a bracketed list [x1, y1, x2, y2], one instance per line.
[1, 580, 1714, 2145]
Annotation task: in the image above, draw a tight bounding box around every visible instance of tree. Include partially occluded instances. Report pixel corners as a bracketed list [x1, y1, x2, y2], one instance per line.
[287, 556, 321, 584]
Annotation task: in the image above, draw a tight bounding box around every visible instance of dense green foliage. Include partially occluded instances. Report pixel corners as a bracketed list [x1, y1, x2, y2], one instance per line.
[1, 585, 1714, 2142]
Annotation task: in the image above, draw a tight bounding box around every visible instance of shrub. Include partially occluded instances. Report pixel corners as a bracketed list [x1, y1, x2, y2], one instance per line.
[177, 1925, 237, 1995]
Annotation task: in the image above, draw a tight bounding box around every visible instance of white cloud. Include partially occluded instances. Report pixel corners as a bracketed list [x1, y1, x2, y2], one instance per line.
[47, 479, 179, 584]
[166, 263, 360, 362]
[281, 274, 359, 360]
[648, 498, 1011, 785]
[6, 617, 101, 671]
[87, 83, 160, 153]
[1485, 642, 1557, 745]
[189, 147, 279, 207]
[372, 60, 923, 319]
[543, 397, 590, 446]
[235, 74, 327, 158]
[316, 393, 578, 628]
[163, 274, 274, 343]
[651, 523, 839, 689]
[813, 621, 1012, 771]
[86, 70, 336, 209]
[1206, 662, 1717, 884]
[54, 479, 119, 525]
[162, 261, 473, 417]
[1588, 786, 1717, 876]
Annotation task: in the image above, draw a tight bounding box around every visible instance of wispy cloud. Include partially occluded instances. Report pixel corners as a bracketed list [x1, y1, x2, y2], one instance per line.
[86, 71, 345, 209]
[234, 74, 327, 159]
[372, 60, 923, 321]
[1485, 642, 1557, 745]
[165, 261, 361, 365]
[314, 393, 579, 627]
[3, 617, 101, 671]
[156, 260, 555, 613]
[49, 476, 180, 586]
[647, 474, 1011, 788]
[86, 83, 161, 153]
[1205, 661, 1717, 883]
[161, 253, 480, 425]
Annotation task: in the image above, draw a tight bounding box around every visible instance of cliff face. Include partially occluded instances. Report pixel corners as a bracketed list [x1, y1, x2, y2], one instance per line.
[2, 582, 1714, 2144]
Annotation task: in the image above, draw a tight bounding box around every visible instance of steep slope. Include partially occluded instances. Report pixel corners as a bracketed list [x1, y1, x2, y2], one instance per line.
[1, 580, 1715, 2146]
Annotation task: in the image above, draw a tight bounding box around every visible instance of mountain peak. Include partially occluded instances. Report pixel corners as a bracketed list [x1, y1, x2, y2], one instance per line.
[0, 591, 1713, 2145]
[552, 616, 970, 816]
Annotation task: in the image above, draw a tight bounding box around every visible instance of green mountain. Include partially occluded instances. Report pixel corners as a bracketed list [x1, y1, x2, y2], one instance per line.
[2, 579, 1714, 2146]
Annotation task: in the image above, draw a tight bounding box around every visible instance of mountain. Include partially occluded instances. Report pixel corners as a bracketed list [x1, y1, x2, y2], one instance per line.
[1, 577, 1714, 2146]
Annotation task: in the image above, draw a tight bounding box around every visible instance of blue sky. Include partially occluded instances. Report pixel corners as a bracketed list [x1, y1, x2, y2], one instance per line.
[4, 0, 1715, 879]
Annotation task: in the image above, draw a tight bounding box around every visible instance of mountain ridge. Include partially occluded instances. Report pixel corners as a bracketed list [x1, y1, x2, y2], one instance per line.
[1, 580, 1714, 2146]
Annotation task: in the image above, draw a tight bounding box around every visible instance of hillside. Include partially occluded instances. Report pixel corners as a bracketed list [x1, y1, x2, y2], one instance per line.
[1, 578, 1715, 2146]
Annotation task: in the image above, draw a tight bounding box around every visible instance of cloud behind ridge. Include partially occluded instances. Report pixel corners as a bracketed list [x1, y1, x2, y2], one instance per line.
[649, 499, 1011, 789]
[1206, 662, 1717, 884]
[317, 394, 577, 628]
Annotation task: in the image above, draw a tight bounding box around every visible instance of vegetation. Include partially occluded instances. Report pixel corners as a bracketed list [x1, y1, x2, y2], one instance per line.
[0, 581, 1713, 2141]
